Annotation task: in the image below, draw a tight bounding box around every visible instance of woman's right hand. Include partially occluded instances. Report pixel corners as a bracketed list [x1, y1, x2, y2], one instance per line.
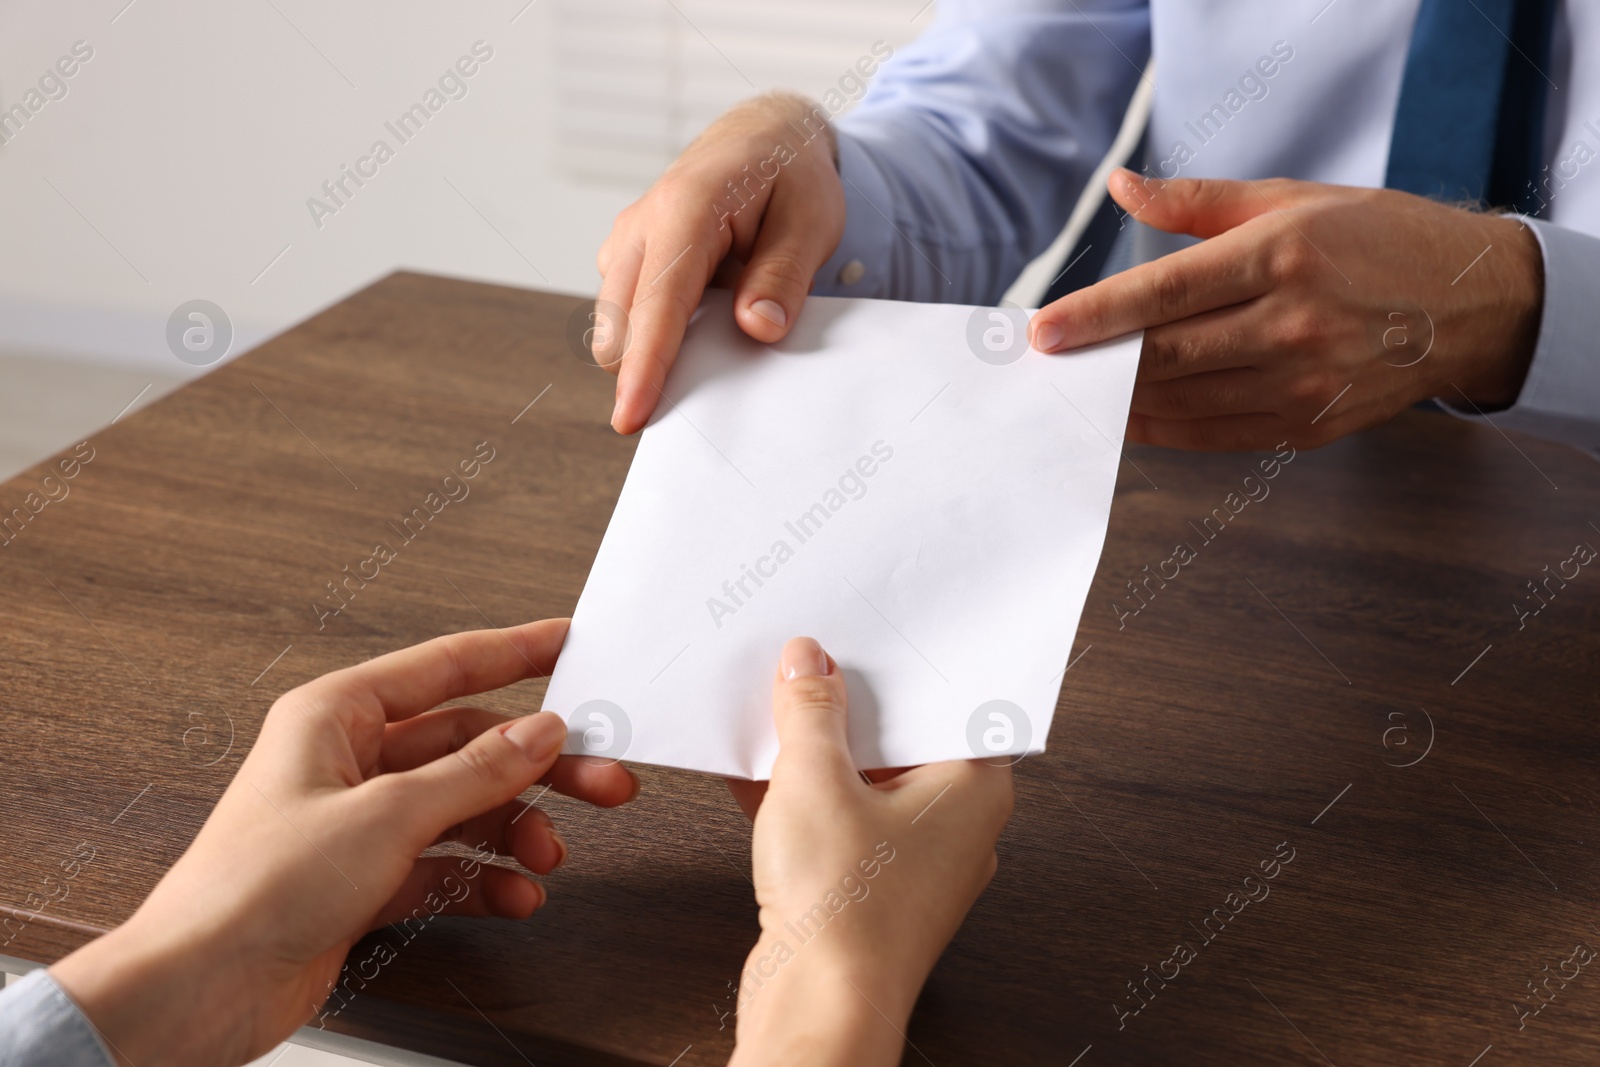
[727, 637, 1014, 1067]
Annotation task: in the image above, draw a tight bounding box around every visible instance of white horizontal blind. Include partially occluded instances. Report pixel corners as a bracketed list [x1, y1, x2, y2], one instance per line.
[554, 0, 932, 187]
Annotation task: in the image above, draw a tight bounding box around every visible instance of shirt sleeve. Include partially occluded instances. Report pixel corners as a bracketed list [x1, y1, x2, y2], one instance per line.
[1438, 219, 1600, 455]
[813, 0, 1152, 306]
[0, 970, 117, 1067]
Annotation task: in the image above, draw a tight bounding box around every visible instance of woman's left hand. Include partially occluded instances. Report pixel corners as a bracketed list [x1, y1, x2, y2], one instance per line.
[51, 619, 637, 1067]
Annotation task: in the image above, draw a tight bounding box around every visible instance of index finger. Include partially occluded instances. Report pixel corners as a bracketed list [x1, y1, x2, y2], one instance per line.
[1030, 226, 1271, 353]
[613, 222, 719, 434]
[303, 619, 570, 722]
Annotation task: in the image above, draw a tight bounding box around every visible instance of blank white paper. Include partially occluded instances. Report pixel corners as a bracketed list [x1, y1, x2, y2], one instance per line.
[543, 291, 1140, 779]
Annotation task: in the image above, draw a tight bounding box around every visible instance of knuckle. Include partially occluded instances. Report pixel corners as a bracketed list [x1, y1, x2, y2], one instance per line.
[1137, 417, 1176, 450]
[1128, 383, 1162, 419]
[614, 202, 644, 234]
[1142, 333, 1184, 379]
[1149, 380, 1192, 420]
[1194, 179, 1231, 215]
[1077, 298, 1114, 343]
[752, 249, 811, 292]
[1284, 375, 1321, 406]
[1276, 307, 1322, 347]
[1182, 417, 1253, 451]
[1295, 370, 1341, 408]
[1168, 380, 1205, 419]
[448, 712, 480, 755]
[664, 286, 702, 323]
[650, 173, 689, 204]
[427, 637, 470, 704]
[784, 677, 842, 713]
[452, 740, 508, 788]
[1068, 289, 1120, 340]
[1267, 233, 1314, 281]
[1206, 377, 1246, 415]
[1149, 267, 1191, 319]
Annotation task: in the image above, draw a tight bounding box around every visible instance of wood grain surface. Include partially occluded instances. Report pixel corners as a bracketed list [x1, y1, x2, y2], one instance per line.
[2, 272, 1598, 1066]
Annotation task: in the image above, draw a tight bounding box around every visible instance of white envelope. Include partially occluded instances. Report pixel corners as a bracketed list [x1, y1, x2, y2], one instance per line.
[544, 291, 1140, 779]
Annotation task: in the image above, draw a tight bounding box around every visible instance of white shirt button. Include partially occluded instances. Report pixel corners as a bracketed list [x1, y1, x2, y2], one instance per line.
[837, 259, 866, 286]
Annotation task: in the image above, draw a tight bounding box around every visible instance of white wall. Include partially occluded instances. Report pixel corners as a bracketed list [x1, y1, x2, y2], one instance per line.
[0, 1, 935, 372]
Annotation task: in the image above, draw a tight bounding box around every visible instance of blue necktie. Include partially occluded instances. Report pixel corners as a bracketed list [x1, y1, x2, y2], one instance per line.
[1386, 0, 1559, 214]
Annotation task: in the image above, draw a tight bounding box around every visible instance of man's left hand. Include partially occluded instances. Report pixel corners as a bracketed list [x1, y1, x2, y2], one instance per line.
[1029, 170, 1545, 451]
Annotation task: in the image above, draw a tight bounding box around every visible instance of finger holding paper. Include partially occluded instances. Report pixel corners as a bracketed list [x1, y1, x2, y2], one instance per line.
[597, 92, 846, 434]
[728, 636, 1013, 1067]
[49, 621, 638, 1067]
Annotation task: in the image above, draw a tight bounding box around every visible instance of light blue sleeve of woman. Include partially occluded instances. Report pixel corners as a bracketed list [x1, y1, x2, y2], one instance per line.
[0, 969, 117, 1067]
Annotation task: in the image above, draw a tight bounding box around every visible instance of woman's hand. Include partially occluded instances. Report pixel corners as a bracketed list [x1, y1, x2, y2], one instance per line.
[50, 620, 637, 1067]
[727, 637, 1014, 1067]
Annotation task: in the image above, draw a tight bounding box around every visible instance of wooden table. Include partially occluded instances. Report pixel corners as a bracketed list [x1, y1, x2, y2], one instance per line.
[3, 272, 1598, 1066]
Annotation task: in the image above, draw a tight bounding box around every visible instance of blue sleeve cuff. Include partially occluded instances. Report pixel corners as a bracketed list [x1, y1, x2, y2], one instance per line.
[813, 132, 900, 299]
[0, 970, 118, 1067]
[1438, 218, 1600, 454]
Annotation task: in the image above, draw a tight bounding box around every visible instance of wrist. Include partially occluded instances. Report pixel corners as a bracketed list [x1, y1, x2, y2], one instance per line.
[1448, 213, 1544, 409]
[728, 934, 918, 1067]
[50, 913, 247, 1067]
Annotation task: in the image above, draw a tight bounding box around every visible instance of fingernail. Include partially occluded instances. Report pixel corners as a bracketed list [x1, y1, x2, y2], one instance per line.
[502, 713, 565, 761]
[610, 395, 623, 431]
[781, 637, 830, 680]
[549, 825, 568, 868]
[1034, 322, 1064, 352]
[750, 298, 787, 328]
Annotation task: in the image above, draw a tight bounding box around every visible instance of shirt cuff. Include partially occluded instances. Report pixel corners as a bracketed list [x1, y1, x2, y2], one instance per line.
[0, 970, 118, 1067]
[812, 132, 899, 299]
[1437, 218, 1600, 454]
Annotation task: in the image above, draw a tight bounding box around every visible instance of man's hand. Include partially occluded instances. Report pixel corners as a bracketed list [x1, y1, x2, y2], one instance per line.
[50, 620, 638, 1067]
[1029, 169, 1545, 451]
[596, 92, 845, 434]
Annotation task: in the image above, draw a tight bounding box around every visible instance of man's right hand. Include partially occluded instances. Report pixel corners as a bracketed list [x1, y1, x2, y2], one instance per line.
[595, 92, 846, 434]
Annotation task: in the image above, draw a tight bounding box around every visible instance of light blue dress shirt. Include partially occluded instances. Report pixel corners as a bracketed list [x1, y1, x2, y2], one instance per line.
[814, 0, 1600, 454]
[0, 970, 116, 1067]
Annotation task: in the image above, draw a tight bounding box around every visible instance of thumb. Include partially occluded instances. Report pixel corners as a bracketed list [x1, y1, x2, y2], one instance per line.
[1108, 168, 1285, 239]
[733, 181, 837, 344]
[390, 711, 566, 841]
[770, 636, 855, 783]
